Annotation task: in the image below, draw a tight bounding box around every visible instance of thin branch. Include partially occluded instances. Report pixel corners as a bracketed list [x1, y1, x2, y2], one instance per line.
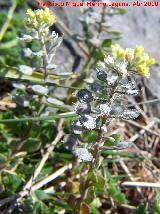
[0, 164, 71, 207]
[125, 120, 160, 138]
[0, 0, 18, 41]
[23, 130, 64, 191]
[0, 112, 77, 123]
[122, 181, 160, 188]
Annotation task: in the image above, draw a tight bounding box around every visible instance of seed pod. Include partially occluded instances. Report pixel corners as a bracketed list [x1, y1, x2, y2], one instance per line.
[99, 103, 111, 116]
[74, 102, 91, 115]
[19, 34, 33, 43]
[101, 84, 109, 96]
[13, 83, 26, 90]
[71, 120, 85, 135]
[14, 96, 29, 107]
[80, 115, 96, 130]
[113, 141, 134, 150]
[97, 70, 108, 82]
[122, 110, 140, 119]
[77, 89, 93, 103]
[31, 85, 48, 95]
[22, 48, 32, 58]
[126, 89, 139, 96]
[63, 134, 77, 150]
[74, 148, 93, 162]
[90, 82, 101, 93]
[32, 51, 44, 57]
[110, 105, 124, 116]
[47, 97, 64, 106]
[19, 65, 33, 75]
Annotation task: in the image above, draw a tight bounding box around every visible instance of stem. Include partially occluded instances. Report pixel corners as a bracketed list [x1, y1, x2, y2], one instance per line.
[0, 0, 18, 41]
[38, 32, 49, 80]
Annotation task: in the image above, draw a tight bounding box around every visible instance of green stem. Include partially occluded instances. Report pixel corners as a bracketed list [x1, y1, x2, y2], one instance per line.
[0, 0, 18, 42]
[0, 112, 77, 123]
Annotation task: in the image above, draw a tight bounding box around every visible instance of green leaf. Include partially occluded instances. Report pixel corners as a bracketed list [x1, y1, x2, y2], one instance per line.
[0, 112, 77, 123]
[155, 193, 160, 213]
[22, 139, 41, 153]
[116, 8, 126, 14]
[35, 190, 52, 201]
[101, 39, 112, 48]
[113, 192, 126, 204]
[93, 50, 105, 61]
[136, 204, 146, 214]
[104, 134, 121, 146]
[108, 177, 126, 204]
[85, 186, 95, 204]
[88, 171, 105, 193]
[3, 174, 24, 193]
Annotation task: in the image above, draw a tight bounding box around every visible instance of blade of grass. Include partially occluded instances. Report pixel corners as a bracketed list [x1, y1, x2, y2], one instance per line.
[0, 112, 77, 123]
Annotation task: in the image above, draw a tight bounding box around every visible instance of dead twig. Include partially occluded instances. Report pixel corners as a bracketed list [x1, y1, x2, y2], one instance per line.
[0, 164, 71, 207]
[122, 181, 160, 188]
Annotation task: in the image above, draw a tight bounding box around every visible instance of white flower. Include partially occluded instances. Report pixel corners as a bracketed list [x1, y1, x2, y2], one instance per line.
[74, 148, 93, 162]
[104, 55, 114, 66]
[31, 85, 48, 95]
[125, 48, 134, 62]
[114, 62, 127, 76]
[19, 65, 33, 75]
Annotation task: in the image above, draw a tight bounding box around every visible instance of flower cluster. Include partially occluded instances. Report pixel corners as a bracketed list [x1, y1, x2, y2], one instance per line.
[110, 44, 155, 78]
[69, 56, 141, 162]
[26, 8, 56, 28]
[18, 9, 62, 78]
